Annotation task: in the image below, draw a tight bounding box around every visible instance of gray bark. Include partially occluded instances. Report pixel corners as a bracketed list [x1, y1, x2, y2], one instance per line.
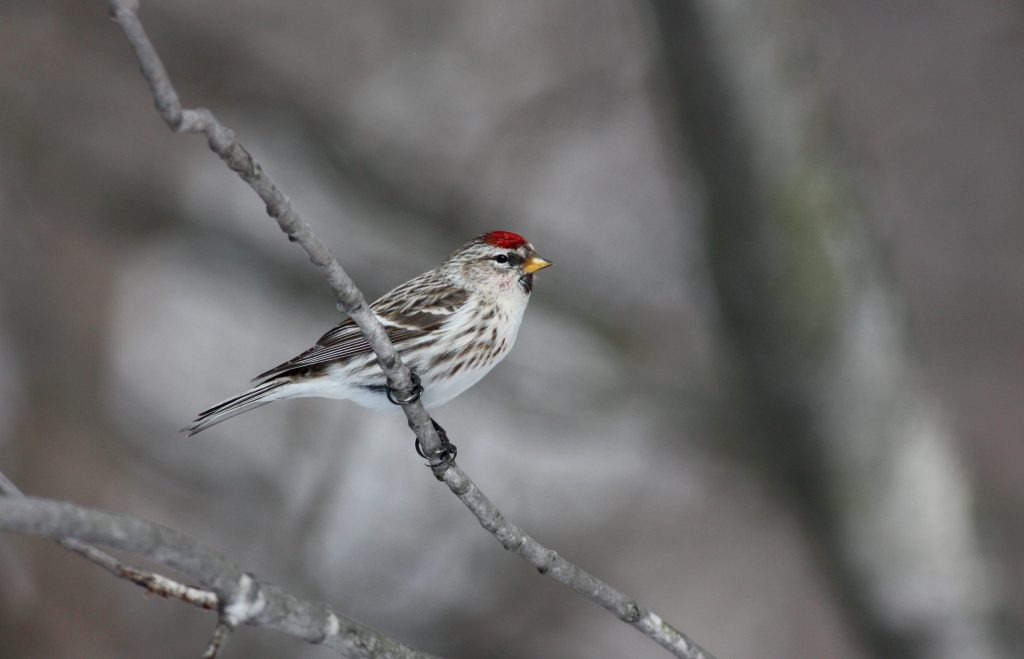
[0, 495, 435, 659]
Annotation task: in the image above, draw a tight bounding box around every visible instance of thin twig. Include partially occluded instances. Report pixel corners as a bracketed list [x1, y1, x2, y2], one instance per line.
[442, 469, 712, 658]
[0, 470, 217, 611]
[105, 2, 715, 657]
[203, 617, 236, 659]
[0, 494, 438, 659]
[118, 564, 218, 610]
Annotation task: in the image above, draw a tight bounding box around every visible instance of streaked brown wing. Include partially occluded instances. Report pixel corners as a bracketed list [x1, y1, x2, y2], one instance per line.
[253, 280, 468, 382]
[252, 321, 426, 381]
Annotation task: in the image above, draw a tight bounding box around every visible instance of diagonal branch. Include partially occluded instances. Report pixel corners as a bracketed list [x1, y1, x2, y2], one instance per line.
[202, 617, 236, 659]
[107, 0, 442, 461]
[0, 492, 437, 659]
[442, 469, 714, 658]
[105, 2, 715, 657]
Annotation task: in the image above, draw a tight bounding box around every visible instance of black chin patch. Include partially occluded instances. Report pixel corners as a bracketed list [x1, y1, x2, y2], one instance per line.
[519, 274, 534, 293]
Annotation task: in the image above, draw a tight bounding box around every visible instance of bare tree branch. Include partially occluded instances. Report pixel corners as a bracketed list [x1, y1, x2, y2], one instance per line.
[106, 0, 441, 460]
[202, 617, 236, 659]
[103, 2, 716, 657]
[0, 469, 218, 611]
[442, 469, 713, 659]
[0, 494, 437, 659]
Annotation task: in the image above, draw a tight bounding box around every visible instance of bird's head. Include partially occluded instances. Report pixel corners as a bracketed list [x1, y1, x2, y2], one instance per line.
[446, 230, 553, 296]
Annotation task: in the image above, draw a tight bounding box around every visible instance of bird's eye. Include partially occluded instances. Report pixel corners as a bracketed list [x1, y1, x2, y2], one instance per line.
[493, 254, 509, 264]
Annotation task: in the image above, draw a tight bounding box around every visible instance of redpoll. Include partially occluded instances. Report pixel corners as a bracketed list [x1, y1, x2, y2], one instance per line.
[185, 231, 552, 436]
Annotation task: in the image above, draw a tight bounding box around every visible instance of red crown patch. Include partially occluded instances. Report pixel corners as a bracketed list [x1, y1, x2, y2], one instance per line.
[482, 231, 528, 249]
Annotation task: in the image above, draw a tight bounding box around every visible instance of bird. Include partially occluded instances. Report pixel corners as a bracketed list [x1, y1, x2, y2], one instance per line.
[184, 230, 552, 437]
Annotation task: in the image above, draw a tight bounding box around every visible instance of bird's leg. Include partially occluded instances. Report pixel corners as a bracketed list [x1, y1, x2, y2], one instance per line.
[386, 370, 423, 406]
[386, 371, 455, 475]
[415, 418, 457, 478]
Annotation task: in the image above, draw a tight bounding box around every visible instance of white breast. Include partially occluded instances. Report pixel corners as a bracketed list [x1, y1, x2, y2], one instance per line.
[416, 295, 526, 408]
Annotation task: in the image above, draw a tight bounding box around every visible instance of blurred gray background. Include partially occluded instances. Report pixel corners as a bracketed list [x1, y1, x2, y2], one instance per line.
[1, 1, 1022, 658]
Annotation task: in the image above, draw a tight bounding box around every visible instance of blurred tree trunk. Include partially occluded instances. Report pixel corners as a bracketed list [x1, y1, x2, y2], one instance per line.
[648, 1, 1009, 658]
[0, 171, 129, 657]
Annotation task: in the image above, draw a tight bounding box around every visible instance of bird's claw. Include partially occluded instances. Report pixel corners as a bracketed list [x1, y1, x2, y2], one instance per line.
[414, 436, 458, 464]
[415, 418, 457, 478]
[386, 370, 423, 406]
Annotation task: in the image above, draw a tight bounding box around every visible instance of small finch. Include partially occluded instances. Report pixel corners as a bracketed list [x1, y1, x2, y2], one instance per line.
[185, 231, 552, 437]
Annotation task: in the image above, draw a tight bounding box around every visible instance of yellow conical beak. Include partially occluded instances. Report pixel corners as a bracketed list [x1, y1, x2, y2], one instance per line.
[522, 255, 553, 274]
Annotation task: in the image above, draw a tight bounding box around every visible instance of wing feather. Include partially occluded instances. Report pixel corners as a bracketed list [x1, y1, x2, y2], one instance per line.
[253, 279, 468, 382]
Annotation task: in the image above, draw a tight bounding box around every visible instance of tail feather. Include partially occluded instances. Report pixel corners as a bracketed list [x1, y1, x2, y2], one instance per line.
[184, 379, 288, 436]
